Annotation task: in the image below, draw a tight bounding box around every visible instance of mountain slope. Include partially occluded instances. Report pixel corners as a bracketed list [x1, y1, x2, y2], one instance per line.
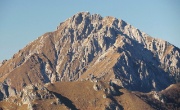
[0, 12, 179, 94]
[0, 81, 154, 110]
[135, 83, 180, 109]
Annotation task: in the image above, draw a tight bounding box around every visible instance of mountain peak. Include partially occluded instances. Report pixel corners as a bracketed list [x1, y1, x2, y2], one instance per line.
[0, 12, 179, 93]
[0, 12, 180, 109]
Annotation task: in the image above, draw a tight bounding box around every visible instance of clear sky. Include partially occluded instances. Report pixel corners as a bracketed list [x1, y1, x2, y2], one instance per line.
[0, 0, 180, 62]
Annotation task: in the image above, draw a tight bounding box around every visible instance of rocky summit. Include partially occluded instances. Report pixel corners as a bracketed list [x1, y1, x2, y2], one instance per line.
[0, 12, 180, 110]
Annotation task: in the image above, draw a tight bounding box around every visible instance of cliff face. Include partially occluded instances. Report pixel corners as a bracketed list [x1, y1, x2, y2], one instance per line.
[0, 12, 179, 93]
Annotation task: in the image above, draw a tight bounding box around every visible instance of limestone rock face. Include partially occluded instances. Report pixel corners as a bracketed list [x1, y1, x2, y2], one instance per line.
[0, 83, 16, 100]
[21, 84, 56, 104]
[0, 12, 179, 93]
[1, 84, 64, 110]
[0, 83, 8, 100]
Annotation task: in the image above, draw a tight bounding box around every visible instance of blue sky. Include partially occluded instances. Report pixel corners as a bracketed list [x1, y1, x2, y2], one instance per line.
[0, 0, 180, 61]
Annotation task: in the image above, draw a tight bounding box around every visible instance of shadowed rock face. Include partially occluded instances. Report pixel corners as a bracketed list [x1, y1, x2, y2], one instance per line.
[0, 83, 16, 100]
[0, 12, 179, 93]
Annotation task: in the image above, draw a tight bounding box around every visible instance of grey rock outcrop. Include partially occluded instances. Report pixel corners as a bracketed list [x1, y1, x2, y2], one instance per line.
[0, 83, 16, 100]
[0, 83, 8, 100]
[21, 84, 56, 104]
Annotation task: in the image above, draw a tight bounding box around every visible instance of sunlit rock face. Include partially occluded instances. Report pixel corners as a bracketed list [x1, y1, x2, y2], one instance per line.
[0, 12, 179, 93]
